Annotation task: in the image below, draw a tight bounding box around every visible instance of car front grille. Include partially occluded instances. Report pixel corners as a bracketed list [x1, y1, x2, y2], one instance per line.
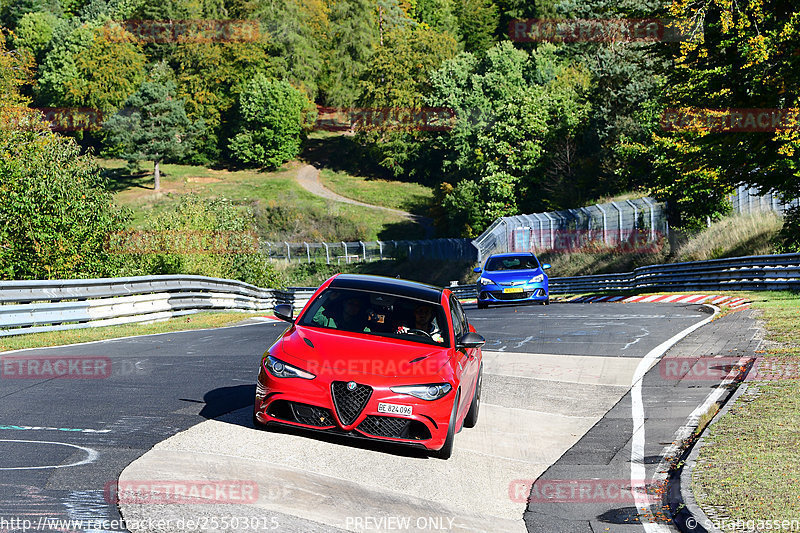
[266, 400, 335, 427]
[357, 415, 432, 440]
[331, 381, 372, 426]
[490, 290, 534, 300]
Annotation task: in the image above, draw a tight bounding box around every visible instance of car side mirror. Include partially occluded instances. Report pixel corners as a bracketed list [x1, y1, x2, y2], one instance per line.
[473, 267, 482, 273]
[457, 332, 485, 349]
[542, 263, 551, 270]
[274, 304, 294, 323]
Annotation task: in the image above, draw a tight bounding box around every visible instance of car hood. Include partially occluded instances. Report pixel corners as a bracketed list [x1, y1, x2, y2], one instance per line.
[482, 268, 544, 283]
[278, 326, 450, 379]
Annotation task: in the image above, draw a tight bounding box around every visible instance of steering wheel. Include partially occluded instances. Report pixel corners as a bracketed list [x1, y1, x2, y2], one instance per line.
[403, 328, 433, 339]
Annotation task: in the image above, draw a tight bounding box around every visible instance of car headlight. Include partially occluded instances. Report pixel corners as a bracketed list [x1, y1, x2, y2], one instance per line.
[528, 274, 545, 283]
[391, 383, 452, 401]
[265, 355, 315, 379]
[479, 277, 496, 286]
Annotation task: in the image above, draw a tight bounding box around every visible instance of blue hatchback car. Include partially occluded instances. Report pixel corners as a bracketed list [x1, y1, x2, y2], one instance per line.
[474, 253, 551, 309]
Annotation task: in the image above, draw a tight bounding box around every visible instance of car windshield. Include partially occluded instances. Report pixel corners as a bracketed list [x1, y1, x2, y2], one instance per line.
[485, 256, 540, 271]
[298, 288, 449, 346]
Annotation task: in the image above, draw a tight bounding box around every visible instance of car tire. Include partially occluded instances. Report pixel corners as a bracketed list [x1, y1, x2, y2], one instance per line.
[463, 364, 482, 428]
[543, 297, 550, 305]
[436, 391, 460, 459]
[477, 301, 488, 309]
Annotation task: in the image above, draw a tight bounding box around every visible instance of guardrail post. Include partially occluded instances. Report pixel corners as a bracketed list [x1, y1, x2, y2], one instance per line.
[610, 202, 623, 245]
[304, 242, 311, 263]
[593, 205, 609, 245]
[377, 240, 383, 260]
[323, 242, 330, 264]
[542, 212, 555, 250]
[641, 197, 656, 241]
[360, 240, 367, 262]
[285, 241, 291, 262]
[341, 241, 347, 263]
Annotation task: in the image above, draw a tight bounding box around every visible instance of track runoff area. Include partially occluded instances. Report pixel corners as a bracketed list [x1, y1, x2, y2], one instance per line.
[0, 296, 755, 533]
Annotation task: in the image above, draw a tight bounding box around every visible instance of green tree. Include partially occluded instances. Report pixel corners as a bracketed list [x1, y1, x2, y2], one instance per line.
[360, 24, 458, 109]
[104, 64, 201, 190]
[426, 42, 551, 235]
[10, 11, 64, 62]
[0, 116, 129, 280]
[173, 39, 276, 164]
[453, 0, 498, 54]
[323, 0, 380, 107]
[37, 22, 146, 114]
[412, 0, 459, 36]
[250, 0, 328, 101]
[228, 75, 317, 169]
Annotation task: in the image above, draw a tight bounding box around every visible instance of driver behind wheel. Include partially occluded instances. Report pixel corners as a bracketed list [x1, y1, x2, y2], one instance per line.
[396, 303, 444, 343]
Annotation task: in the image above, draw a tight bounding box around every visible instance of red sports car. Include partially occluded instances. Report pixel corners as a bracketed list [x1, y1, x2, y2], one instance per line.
[253, 274, 485, 459]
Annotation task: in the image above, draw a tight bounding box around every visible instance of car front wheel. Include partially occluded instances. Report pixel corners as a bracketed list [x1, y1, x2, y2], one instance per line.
[435, 391, 460, 459]
[463, 364, 482, 428]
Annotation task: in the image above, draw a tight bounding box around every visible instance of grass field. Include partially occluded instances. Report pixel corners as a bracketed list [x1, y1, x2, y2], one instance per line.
[100, 159, 426, 242]
[319, 169, 433, 215]
[692, 291, 800, 523]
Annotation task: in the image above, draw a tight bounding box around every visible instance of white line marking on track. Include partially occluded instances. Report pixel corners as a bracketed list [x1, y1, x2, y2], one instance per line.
[629, 305, 720, 533]
[0, 439, 99, 470]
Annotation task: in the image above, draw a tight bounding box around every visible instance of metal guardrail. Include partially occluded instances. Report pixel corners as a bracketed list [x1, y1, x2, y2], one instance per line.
[1, 253, 798, 337]
[0, 275, 317, 337]
[548, 253, 800, 294]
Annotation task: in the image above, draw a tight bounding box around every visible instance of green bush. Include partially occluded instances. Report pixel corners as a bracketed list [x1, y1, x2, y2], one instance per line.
[228, 76, 317, 169]
[775, 206, 800, 253]
[0, 115, 129, 280]
[116, 194, 285, 288]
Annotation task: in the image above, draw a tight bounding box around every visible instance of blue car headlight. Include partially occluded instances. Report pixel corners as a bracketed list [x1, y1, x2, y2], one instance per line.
[528, 274, 545, 283]
[479, 277, 496, 286]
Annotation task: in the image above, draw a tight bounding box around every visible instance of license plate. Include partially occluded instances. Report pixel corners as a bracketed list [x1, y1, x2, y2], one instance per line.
[503, 287, 524, 293]
[378, 402, 413, 416]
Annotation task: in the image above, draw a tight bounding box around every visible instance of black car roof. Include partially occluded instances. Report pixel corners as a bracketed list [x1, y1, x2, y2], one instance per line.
[329, 274, 444, 304]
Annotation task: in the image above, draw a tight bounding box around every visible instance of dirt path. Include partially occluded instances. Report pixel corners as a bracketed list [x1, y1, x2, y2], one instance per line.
[295, 164, 434, 235]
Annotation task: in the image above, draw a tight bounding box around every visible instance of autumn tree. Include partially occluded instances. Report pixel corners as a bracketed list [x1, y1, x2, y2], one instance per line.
[650, 0, 799, 235]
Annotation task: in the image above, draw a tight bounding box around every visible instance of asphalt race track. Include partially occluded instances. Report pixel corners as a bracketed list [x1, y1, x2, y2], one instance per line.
[0, 302, 725, 533]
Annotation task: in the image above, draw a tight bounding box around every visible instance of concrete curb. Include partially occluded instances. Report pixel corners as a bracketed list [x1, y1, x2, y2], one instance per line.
[672, 375, 754, 532]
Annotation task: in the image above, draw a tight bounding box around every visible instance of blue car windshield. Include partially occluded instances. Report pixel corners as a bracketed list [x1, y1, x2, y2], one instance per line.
[485, 256, 540, 271]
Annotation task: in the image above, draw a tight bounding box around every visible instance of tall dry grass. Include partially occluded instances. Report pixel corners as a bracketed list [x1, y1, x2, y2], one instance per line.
[674, 211, 783, 262]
